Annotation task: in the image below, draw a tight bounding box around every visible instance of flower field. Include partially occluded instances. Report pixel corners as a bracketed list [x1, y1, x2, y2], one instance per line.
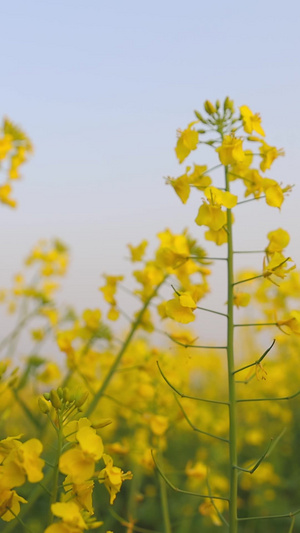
[1, 99, 300, 532]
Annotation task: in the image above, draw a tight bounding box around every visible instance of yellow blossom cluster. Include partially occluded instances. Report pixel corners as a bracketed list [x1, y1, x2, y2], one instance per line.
[0, 117, 32, 208]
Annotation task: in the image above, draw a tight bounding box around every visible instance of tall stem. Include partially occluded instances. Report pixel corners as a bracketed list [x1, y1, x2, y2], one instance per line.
[225, 166, 238, 532]
[85, 276, 167, 417]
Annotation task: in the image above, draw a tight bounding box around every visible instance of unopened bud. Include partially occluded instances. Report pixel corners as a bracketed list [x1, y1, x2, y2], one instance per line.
[75, 391, 89, 408]
[204, 100, 216, 115]
[224, 97, 234, 113]
[63, 387, 71, 403]
[0, 362, 7, 377]
[215, 100, 220, 110]
[194, 110, 207, 123]
[92, 418, 112, 429]
[50, 389, 62, 409]
[57, 387, 63, 399]
[38, 396, 50, 414]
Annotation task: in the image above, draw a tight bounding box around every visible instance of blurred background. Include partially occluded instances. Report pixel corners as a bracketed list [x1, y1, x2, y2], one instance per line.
[1, 0, 299, 339]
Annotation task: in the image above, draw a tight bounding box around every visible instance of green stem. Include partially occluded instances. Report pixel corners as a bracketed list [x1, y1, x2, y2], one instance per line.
[158, 452, 172, 533]
[48, 415, 63, 524]
[225, 166, 238, 533]
[85, 276, 167, 417]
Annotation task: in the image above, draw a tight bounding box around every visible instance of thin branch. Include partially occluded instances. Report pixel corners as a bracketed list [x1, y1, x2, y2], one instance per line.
[109, 508, 162, 533]
[196, 306, 228, 318]
[189, 255, 227, 261]
[238, 507, 300, 521]
[157, 361, 229, 405]
[233, 274, 264, 286]
[164, 332, 227, 350]
[174, 394, 229, 443]
[206, 471, 229, 527]
[237, 195, 266, 206]
[234, 322, 277, 328]
[237, 389, 300, 403]
[234, 435, 276, 474]
[232, 339, 276, 375]
[233, 250, 265, 254]
[151, 451, 229, 502]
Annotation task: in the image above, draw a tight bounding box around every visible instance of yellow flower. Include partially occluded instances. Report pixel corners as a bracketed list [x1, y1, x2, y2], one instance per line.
[175, 121, 199, 163]
[59, 426, 103, 484]
[63, 477, 95, 514]
[100, 275, 124, 305]
[204, 186, 237, 209]
[107, 306, 120, 321]
[262, 178, 283, 208]
[259, 141, 284, 172]
[277, 311, 300, 335]
[165, 292, 196, 324]
[0, 439, 44, 488]
[204, 227, 228, 246]
[266, 228, 290, 254]
[44, 502, 87, 532]
[166, 174, 190, 204]
[127, 240, 148, 262]
[240, 105, 265, 136]
[98, 454, 132, 504]
[215, 135, 244, 165]
[195, 203, 226, 231]
[263, 253, 295, 283]
[199, 500, 226, 526]
[0, 134, 13, 160]
[233, 292, 250, 308]
[148, 414, 169, 436]
[195, 187, 236, 232]
[0, 184, 17, 208]
[82, 309, 101, 331]
[185, 461, 207, 480]
[0, 488, 27, 522]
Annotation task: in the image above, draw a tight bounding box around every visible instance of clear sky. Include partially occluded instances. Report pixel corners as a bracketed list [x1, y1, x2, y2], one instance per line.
[1, 0, 300, 331]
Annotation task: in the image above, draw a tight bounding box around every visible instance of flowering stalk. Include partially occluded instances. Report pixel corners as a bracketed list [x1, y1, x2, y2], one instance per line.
[85, 276, 167, 417]
[225, 166, 238, 532]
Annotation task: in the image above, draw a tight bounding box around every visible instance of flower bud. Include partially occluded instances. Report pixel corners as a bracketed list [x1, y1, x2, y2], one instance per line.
[224, 97, 234, 113]
[204, 100, 216, 115]
[63, 387, 71, 403]
[194, 110, 207, 123]
[38, 396, 50, 414]
[57, 387, 63, 399]
[92, 418, 112, 429]
[50, 389, 62, 409]
[0, 362, 7, 377]
[75, 390, 89, 408]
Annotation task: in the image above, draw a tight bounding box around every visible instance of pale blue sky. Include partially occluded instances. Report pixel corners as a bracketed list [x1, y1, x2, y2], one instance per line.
[1, 0, 300, 325]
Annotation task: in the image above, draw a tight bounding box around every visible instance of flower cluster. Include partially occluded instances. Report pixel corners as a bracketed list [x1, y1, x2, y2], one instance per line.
[0, 117, 33, 208]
